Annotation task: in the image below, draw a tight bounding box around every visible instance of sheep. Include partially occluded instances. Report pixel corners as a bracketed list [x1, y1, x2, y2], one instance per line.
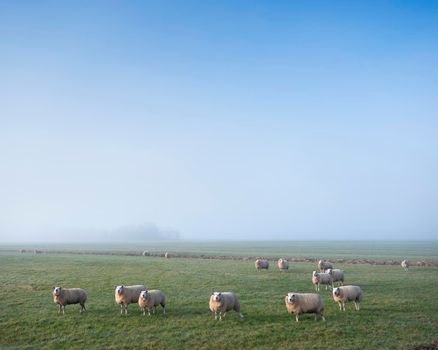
[277, 258, 289, 271]
[332, 285, 363, 311]
[142, 251, 150, 256]
[285, 292, 325, 322]
[165, 252, 170, 259]
[255, 259, 269, 271]
[19, 249, 25, 253]
[209, 292, 244, 320]
[401, 260, 410, 271]
[52, 287, 87, 315]
[312, 271, 333, 291]
[138, 290, 166, 316]
[115, 285, 146, 315]
[327, 268, 344, 286]
[318, 259, 333, 272]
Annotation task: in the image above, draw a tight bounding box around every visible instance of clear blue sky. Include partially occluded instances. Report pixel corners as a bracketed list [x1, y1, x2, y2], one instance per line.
[1, 1, 437, 241]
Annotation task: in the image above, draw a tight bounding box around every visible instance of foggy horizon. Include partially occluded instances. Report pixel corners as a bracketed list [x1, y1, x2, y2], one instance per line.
[2, 2, 438, 243]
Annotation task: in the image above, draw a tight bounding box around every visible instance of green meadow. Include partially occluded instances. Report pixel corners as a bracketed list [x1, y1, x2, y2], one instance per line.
[1, 241, 438, 349]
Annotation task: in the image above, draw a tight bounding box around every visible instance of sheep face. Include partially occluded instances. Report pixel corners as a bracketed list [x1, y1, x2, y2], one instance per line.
[212, 292, 222, 302]
[116, 286, 124, 295]
[54, 287, 62, 296]
[333, 288, 341, 297]
[287, 293, 296, 304]
[139, 290, 149, 301]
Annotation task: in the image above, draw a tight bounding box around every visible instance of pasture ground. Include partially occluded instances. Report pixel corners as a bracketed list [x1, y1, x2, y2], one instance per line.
[1, 241, 438, 349]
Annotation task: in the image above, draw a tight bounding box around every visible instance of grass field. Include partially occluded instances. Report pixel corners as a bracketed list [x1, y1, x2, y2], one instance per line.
[1, 241, 438, 349]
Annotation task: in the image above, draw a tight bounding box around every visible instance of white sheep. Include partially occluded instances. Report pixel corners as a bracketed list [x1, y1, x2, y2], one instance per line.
[285, 292, 325, 322]
[332, 285, 363, 311]
[209, 292, 244, 320]
[318, 259, 333, 272]
[52, 287, 87, 314]
[115, 285, 146, 315]
[138, 290, 166, 316]
[277, 258, 289, 271]
[312, 271, 333, 291]
[255, 259, 269, 271]
[327, 269, 344, 286]
[401, 260, 410, 271]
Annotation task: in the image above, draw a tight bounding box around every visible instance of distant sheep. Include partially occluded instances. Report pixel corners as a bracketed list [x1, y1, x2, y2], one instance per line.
[165, 252, 170, 259]
[115, 285, 146, 315]
[318, 259, 333, 272]
[19, 249, 25, 253]
[52, 287, 87, 314]
[312, 271, 333, 291]
[327, 269, 344, 286]
[277, 258, 289, 271]
[209, 292, 243, 320]
[142, 251, 150, 256]
[34, 249, 43, 254]
[255, 259, 269, 271]
[138, 290, 166, 316]
[285, 292, 325, 322]
[401, 260, 410, 271]
[333, 285, 363, 311]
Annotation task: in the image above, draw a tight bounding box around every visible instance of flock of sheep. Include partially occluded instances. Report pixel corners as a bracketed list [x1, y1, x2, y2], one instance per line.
[52, 257, 411, 322]
[53, 259, 410, 322]
[254, 258, 363, 321]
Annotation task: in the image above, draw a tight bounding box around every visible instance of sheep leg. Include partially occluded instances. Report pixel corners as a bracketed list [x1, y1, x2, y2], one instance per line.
[354, 302, 360, 311]
[342, 302, 346, 311]
[161, 304, 166, 315]
[62, 305, 65, 315]
[295, 314, 299, 322]
[120, 305, 124, 315]
[58, 305, 62, 314]
[124, 304, 128, 315]
[338, 302, 342, 311]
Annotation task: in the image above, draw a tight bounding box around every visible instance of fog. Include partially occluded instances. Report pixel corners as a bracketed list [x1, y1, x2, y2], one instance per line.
[1, 2, 438, 242]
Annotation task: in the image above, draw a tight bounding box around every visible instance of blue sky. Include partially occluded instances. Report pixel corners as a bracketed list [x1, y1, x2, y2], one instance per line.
[1, 1, 437, 241]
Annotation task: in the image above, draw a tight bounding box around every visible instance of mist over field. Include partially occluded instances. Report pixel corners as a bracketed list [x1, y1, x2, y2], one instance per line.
[0, 223, 180, 243]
